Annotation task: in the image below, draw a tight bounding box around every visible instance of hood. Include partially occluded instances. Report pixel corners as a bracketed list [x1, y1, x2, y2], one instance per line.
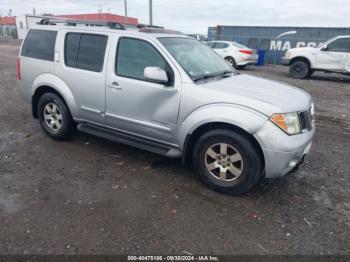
[192, 74, 312, 116]
[289, 47, 319, 53]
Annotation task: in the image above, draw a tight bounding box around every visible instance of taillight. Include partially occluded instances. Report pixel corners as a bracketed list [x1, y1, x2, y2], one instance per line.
[239, 49, 253, 55]
[17, 58, 21, 80]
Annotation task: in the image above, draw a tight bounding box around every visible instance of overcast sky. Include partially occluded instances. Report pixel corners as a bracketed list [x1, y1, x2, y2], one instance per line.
[1, 0, 349, 34]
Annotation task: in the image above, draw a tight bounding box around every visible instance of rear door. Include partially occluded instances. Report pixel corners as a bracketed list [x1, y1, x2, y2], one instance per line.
[105, 36, 182, 143]
[55, 30, 109, 124]
[316, 37, 350, 71]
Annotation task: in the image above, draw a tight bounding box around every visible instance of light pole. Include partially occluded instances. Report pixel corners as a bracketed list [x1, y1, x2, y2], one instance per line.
[149, 0, 153, 25]
[124, 0, 128, 24]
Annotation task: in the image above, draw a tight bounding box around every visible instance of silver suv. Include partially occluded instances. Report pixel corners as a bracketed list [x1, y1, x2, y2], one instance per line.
[17, 19, 315, 195]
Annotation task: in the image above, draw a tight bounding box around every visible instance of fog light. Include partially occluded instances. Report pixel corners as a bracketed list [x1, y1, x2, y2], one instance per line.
[288, 160, 298, 167]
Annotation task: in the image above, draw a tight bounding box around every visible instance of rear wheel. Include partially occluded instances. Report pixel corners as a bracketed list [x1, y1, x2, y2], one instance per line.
[289, 60, 310, 79]
[237, 65, 247, 70]
[193, 129, 263, 195]
[37, 93, 74, 140]
[225, 56, 237, 69]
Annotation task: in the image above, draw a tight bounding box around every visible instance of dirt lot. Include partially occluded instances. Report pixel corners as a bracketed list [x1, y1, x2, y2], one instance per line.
[0, 42, 349, 255]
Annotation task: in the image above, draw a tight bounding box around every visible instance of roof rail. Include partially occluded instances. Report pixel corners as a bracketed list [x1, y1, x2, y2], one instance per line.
[139, 27, 183, 35]
[37, 18, 126, 30]
[137, 24, 164, 29]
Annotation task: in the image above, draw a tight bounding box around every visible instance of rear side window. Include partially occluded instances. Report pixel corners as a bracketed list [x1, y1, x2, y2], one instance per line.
[21, 29, 57, 61]
[65, 33, 108, 72]
[213, 42, 229, 49]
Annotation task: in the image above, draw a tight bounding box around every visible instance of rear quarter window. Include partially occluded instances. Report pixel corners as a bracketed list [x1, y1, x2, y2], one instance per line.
[21, 29, 57, 61]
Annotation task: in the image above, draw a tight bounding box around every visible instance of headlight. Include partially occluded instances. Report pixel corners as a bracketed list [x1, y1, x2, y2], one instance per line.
[285, 50, 291, 58]
[270, 113, 301, 135]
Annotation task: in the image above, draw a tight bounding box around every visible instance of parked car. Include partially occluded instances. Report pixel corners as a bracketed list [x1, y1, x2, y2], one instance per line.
[17, 19, 315, 195]
[207, 41, 258, 69]
[283, 35, 350, 79]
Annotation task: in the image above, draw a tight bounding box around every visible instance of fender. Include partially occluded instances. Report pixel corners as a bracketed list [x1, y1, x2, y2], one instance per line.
[176, 103, 268, 150]
[32, 73, 79, 117]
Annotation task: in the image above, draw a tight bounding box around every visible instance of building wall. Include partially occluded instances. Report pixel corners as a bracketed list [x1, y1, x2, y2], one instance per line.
[16, 15, 50, 39]
[208, 26, 350, 64]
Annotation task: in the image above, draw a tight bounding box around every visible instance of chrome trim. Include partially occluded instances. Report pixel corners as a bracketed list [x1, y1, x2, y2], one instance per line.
[80, 105, 103, 115]
[105, 112, 171, 132]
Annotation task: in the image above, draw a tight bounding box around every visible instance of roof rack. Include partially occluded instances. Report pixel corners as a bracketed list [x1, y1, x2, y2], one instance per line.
[37, 18, 126, 30]
[139, 27, 183, 35]
[137, 24, 164, 29]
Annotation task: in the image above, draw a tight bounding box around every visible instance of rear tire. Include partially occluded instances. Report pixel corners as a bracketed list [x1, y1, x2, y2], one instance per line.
[37, 93, 74, 140]
[192, 129, 263, 195]
[289, 60, 310, 79]
[225, 56, 237, 69]
[237, 65, 247, 70]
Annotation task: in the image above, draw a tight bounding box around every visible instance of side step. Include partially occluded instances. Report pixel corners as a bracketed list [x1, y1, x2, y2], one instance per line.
[77, 123, 182, 158]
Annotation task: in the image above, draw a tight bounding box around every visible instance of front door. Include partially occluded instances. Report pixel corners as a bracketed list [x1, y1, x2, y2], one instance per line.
[105, 36, 181, 144]
[316, 37, 350, 71]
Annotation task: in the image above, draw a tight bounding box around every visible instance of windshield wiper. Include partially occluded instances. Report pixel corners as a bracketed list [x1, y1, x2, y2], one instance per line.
[193, 70, 234, 82]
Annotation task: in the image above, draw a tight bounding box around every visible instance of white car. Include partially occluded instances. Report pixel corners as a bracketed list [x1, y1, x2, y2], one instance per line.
[283, 35, 350, 79]
[207, 41, 258, 69]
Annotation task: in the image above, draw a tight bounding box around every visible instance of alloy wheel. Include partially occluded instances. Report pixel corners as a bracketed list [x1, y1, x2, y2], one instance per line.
[205, 143, 243, 182]
[43, 103, 63, 131]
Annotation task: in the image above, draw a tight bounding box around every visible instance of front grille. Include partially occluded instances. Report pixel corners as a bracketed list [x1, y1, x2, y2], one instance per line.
[299, 108, 314, 132]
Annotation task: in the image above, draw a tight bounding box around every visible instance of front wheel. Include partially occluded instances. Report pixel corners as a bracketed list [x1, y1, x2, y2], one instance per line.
[192, 129, 263, 195]
[289, 61, 310, 79]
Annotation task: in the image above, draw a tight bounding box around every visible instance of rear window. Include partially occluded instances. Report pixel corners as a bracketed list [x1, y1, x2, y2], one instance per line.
[21, 29, 57, 61]
[65, 33, 108, 72]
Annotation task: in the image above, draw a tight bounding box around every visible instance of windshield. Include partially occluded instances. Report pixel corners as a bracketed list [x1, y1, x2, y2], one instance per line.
[158, 37, 235, 81]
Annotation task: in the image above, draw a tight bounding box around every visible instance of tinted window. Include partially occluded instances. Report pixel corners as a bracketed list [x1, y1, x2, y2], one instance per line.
[21, 29, 57, 61]
[207, 42, 216, 48]
[327, 38, 350, 52]
[116, 38, 168, 81]
[65, 33, 80, 67]
[214, 42, 229, 49]
[65, 33, 107, 72]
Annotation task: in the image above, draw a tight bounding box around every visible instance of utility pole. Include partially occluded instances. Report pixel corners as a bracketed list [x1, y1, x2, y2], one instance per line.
[124, 0, 128, 24]
[149, 0, 153, 25]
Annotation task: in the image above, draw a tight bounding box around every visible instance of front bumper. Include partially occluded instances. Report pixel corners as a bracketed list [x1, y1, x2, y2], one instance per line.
[254, 121, 315, 178]
[281, 57, 291, 65]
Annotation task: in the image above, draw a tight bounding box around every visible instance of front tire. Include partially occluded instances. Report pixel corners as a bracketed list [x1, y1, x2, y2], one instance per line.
[37, 93, 74, 140]
[193, 129, 263, 195]
[289, 61, 310, 79]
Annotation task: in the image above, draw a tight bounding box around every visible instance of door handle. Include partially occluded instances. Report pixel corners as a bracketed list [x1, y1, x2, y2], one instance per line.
[108, 82, 122, 90]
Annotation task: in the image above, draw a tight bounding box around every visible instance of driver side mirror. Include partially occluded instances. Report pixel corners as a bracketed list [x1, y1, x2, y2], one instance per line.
[321, 45, 328, 51]
[144, 67, 169, 85]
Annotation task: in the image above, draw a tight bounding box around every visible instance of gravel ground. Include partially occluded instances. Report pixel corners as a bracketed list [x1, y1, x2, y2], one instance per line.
[0, 43, 349, 255]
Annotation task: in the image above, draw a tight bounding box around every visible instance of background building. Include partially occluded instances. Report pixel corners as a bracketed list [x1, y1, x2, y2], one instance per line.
[0, 16, 17, 40]
[16, 13, 139, 39]
[208, 26, 350, 64]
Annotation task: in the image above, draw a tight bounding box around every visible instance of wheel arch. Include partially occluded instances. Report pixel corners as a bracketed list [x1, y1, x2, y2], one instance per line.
[290, 56, 312, 68]
[182, 122, 265, 170]
[31, 74, 78, 118]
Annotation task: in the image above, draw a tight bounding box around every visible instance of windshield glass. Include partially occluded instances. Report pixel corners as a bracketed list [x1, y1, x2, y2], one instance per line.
[158, 37, 235, 81]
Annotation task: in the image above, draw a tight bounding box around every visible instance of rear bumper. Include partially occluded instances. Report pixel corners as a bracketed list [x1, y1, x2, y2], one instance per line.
[254, 121, 315, 178]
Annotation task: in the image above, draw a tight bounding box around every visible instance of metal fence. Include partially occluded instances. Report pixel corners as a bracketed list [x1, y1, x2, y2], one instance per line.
[0, 25, 18, 42]
[208, 26, 350, 64]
